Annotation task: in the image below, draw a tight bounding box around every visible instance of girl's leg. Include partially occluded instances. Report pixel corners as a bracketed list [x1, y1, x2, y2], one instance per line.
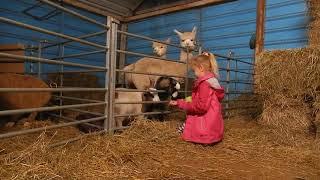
[177, 122, 185, 134]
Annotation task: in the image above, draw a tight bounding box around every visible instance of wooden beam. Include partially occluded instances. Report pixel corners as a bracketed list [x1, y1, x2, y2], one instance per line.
[62, 0, 124, 21]
[124, 0, 227, 22]
[255, 0, 266, 58]
[134, 0, 197, 15]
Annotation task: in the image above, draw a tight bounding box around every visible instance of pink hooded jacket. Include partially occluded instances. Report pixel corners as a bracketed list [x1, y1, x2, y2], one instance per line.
[177, 73, 224, 144]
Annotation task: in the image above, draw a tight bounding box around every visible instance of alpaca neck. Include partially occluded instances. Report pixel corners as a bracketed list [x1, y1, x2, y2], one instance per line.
[160, 54, 167, 59]
[180, 49, 193, 62]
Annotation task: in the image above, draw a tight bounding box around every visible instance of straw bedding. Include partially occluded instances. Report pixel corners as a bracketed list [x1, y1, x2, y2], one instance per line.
[0, 114, 319, 179]
[2, 2, 320, 176]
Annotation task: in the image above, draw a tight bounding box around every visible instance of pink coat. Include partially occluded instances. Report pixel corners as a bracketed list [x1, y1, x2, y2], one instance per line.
[177, 73, 224, 144]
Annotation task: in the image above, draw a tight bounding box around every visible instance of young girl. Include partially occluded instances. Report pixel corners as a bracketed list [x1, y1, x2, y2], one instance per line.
[169, 52, 225, 144]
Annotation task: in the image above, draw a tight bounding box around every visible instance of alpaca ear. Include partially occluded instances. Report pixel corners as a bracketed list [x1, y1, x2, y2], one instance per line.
[174, 29, 183, 37]
[192, 26, 197, 35]
[165, 38, 171, 44]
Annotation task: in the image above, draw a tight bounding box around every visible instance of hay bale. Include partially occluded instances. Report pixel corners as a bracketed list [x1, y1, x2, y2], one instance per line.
[315, 112, 320, 138]
[255, 48, 320, 139]
[226, 94, 263, 119]
[308, 0, 320, 47]
[0, 73, 51, 109]
[259, 95, 312, 134]
[255, 48, 320, 100]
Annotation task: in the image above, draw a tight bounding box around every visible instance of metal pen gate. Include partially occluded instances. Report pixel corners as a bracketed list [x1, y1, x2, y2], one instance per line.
[0, 0, 255, 146]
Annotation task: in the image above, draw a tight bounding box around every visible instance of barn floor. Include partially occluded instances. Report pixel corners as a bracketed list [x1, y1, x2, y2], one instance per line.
[0, 113, 319, 179]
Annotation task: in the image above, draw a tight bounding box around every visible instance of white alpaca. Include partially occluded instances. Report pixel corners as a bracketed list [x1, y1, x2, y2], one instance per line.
[174, 26, 197, 62]
[123, 26, 198, 90]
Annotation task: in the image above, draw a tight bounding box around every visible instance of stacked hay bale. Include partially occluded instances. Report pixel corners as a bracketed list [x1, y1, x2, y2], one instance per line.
[255, 48, 320, 139]
[308, 0, 320, 47]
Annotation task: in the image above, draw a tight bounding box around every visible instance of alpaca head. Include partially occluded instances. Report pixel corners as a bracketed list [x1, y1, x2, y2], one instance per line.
[174, 26, 197, 50]
[152, 38, 170, 57]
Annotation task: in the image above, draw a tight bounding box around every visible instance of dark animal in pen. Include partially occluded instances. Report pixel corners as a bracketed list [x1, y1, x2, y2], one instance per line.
[145, 76, 181, 121]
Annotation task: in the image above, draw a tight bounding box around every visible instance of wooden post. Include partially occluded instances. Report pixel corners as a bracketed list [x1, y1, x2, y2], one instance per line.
[255, 0, 266, 58]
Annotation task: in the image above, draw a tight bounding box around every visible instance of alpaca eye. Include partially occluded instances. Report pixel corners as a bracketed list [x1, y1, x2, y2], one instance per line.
[182, 40, 185, 42]
[191, 39, 194, 41]
[160, 46, 163, 48]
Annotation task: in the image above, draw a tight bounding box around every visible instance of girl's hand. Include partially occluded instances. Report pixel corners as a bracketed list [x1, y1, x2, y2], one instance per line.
[169, 100, 178, 106]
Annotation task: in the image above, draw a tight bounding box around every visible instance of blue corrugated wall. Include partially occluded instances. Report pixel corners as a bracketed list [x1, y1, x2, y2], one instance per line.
[127, 0, 309, 94]
[0, 0, 309, 90]
[265, 0, 309, 49]
[0, 0, 106, 85]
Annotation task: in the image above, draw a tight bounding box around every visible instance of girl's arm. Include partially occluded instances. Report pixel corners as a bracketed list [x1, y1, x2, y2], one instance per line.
[177, 82, 212, 115]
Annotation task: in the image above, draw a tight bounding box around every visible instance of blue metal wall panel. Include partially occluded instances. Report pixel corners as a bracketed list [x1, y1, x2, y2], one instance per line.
[265, 0, 309, 49]
[0, 0, 309, 89]
[0, 0, 106, 85]
[200, 0, 257, 93]
[127, 9, 201, 64]
[127, 0, 309, 94]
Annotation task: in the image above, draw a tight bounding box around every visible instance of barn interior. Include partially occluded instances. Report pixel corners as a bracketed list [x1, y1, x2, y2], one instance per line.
[0, 0, 319, 179]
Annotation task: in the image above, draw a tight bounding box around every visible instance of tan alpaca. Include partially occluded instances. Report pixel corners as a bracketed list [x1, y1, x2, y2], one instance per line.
[124, 27, 197, 90]
[124, 38, 171, 89]
[152, 38, 170, 58]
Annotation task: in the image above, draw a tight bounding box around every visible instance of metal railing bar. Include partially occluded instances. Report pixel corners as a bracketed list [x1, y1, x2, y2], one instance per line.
[220, 80, 255, 85]
[0, 88, 107, 92]
[0, 102, 106, 116]
[116, 69, 186, 79]
[0, 116, 105, 139]
[38, 0, 109, 29]
[52, 95, 105, 103]
[214, 54, 255, 65]
[117, 30, 182, 49]
[115, 88, 166, 93]
[0, 52, 108, 70]
[0, 17, 107, 49]
[0, 4, 105, 39]
[40, 30, 107, 50]
[28, 70, 106, 74]
[48, 113, 103, 129]
[219, 67, 255, 75]
[179, 90, 192, 93]
[51, 50, 106, 60]
[67, 108, 104, 117]
[116, 49, 184, 64]
[115, 100, 169, 104]
[114, 110, 179, 118]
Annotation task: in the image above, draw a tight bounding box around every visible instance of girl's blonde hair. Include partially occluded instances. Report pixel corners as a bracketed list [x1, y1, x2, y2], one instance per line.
[189, 52, 219, 78]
